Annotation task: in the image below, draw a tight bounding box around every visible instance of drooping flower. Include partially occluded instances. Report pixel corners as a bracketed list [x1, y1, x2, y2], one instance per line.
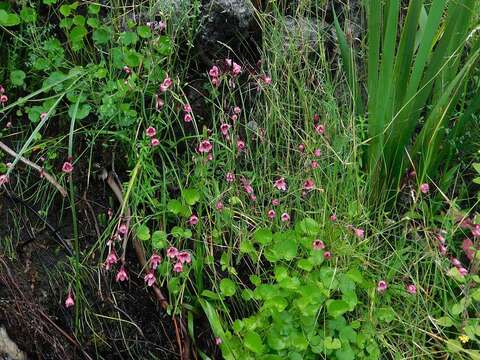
[188, 214, 199, 226]
[281, 212, 290, 222]
[146, 126, 157, 138]
[198, 140, 213, 153]
[438, 244, 447, 256]
[151, 138, 160, 147]
[314, 149, 321, 157]
[0, 174, 9, 185]
[377, 280, 388, 293]
[311, 160, 319, 169]
[220, 123, 231, 136]
[211, 77, 221, 87]
[323, 251, 332, 260]
[471, 225, 480, 237]
[313, 239, 325, 250]
[236, 140, 245, 152]
[298, 144, 305, 152]
[226, 172, 235, 183]
[160, 77, 173, 92]
[458, 267, 469, 276]
[420, 183, 430, 194]
[354, 228, 364, 239]
[116, 266, 129, 282]
[173, 261, 183, 273]
[0, 85, 4, 94]
[123, 66, 131, 74]
[105, 250, 118, 270]
[406, 284, 417, 295]
[262, 75, 272, 85]
[183, 104, 192, 113]
[313, 113, 320, 123]
[215, 337, 222, 345]
[118, 223, 128, 235]
[271, 199, 280, 206]
[182, 113, 192, 122]
[167, 247, 179, 259]
[233, 106, 241, 115]
[149, 253, 162, 270]
[0, 95, 8, 104]
[274, 177, 287, 191]
[267, 209, 276, 219]
[303, 179, 315, 191]
[65, 292, 75, 308]
[226, 59, 242, 76]
[177, 251, 192, 264]
[144, 271, 156, 287]
[215, 201, 224, 211]
[462, 238, 475, 261]
[62, 161, 74, 174]
[155, 95, 164, 110]
[209, 66, 219, 78]
[450, 257, 462, 268]
[314, 124, 325, 134]
[330, 214, 337, 222]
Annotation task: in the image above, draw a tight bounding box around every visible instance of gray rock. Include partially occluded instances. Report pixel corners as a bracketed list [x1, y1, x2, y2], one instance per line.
[199, 0, 258, 63]
[0, 327, 26, 360]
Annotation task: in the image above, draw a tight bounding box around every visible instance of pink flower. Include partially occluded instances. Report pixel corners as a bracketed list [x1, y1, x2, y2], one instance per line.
[116, 266, 129, 282]
[155, 95, 164, 110]
[314, 124, 325, 134]
[220, 123, 231, 136]
[167, 247, 178, 259]
[118, 223, 128, 235]
[420, 183, 430, 194]
[250, 194, 257, 201]
[151, 138, 160, 146]
[144, 271, 156, 287]
[303, 179, 315, 191]
[262, 75, 272, 85]
[451, 257, 462, 268]
[313, 113, 320, 123]
[233, 106, 241, 115]
[0, 174, 9, 185]
[0, 85, 4, 94]
[471, 225, 480, 237]
[105, 250, 118, 270]
[406, 284, 417, 295]
[323, 251, 332, 260]
[462, 238, 475, 261]
[173, 261, 183, 273]
[146, 126, 157, 138]
[313, 239, 325, 250]
[281, 212, 290, 222]
[40, 112, 48, 121]
[0, 95, 8, 104]
[459, 267, 469, 276]
[267, 209, 276, 219]
[211, 77, 221, 87]
[177, 251, 192, 264]
[226, 172, 235, 183]
[436, 234, 445, 244]
[377, 280, 387, 293]
[330, 214, 337, 222]
[354, 228, 364, 239]
[184, 113, 193, 122]
[209, 66, 219, 78]
[271, 199, 280, 206]
[183, 104, 192, 113]
[65, 292, 75, 308]
[274, 177, 287, 191]
[226, 59, 242, 76]
[438, 244, 447, 256]
[198, 140, 213, 153]
[230, 114, 238, 122]
[207, 153, 213, 161]
[311, 160, 319, 169]
[123, 66, 131, 74]
[236, 140, 245, 152]
[215, 337, 222, 345]
[314, 149, 321, 157]
[160, 77, 173, 92]
[149, 253, 162, 270]
[156, 21, 166, 32]
[216, 201, 224, 211]
[62, 161, 74, 174]
[298, 144, 305, 152]
[188, 214, 199, 226]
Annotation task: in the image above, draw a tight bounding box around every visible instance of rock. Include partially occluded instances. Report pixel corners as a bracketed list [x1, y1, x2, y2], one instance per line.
[283, 16, 326, 51]
[199, 0, 260, 64]
[0, 327, 26, 360]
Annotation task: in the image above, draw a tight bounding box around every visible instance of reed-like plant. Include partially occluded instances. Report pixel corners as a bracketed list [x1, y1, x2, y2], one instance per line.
[336, 0, 480, 201]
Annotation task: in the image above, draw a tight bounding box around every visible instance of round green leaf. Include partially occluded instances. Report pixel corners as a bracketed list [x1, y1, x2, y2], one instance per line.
[137, 25, 152, 38]
[20, 7, 36, 23]
[327, 300, 350, 318]
[136, 224, 150, 241]
[220, 278, 236, 297]
[10, 70, 25, 86]
[254, 228, 272, 245]
[151, 230, 167, 249]
[244, 331, 264, 354]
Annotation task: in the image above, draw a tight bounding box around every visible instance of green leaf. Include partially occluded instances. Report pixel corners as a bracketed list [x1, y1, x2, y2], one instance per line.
[296, 218, 320, 236]
[446, 339, 462, 353]
[120, 31, 138, 46]
[297, 258, 313, 272]
[88, 3, 100, 14]
[124, 49, 141, 67]
[274, 237, 297, 260]
[93, 26, 111, 45]
[377, 307, 395, 323]
[87, 17, 99, 28]
[220, 278, 236, 297]
[167, 199, 182, 215]
[182, 188, 200, 205]
[472, 288, 480, 301]
[327, 300, 350, 318]
[244, 331, 264, 354]
[68, 103, 90, 120]
[450, 302, 464, 316]
[156, 35, 172, 55]
[73, 15, 85, 26]
[0, 10, 20, 26]
[10, 70, 25, 86]
[43, 0, 57, 4]
[20, 7, 36, 22]
[70, 25, 87, 42]
[137, 25, 152, 38]
[136, 224, 150, 241]
[254, 228, 272, 245]
[151, 230, 167, 249]
[324, 337, 342, 350]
